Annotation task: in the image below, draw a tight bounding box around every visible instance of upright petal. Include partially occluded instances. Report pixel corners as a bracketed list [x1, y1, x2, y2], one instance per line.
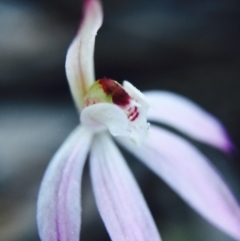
[116, 126, 240, 241]
[65, 0, 103, 111]
[90, 133, 161, 241]
[37, 126, 92, 241]
[145, 90, 233, 152]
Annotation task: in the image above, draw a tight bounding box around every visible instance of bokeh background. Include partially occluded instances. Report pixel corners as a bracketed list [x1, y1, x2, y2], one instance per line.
[0, 0, 240, 240]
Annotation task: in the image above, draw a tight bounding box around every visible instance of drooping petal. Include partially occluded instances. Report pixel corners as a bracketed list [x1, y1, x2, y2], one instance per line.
[37, 126, 92, 241]
[116, 126, 240, 241]
[65, 0, 103, 111]
[144, 90, 233, 152]
[90, 133, 162, 241]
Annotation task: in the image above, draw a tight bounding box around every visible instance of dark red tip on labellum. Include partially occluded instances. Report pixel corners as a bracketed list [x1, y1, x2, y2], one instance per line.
[98, 78, 130, 106]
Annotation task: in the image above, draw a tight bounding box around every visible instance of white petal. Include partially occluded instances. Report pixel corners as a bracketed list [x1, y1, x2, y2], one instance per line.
[37, 126, 92, 241]
[116, 126, 240, 241]
[123, 81, 150, 108]
[90, 133, 162, 241]
[65, 0, 103, 111]
[144, 90, 233, 152]
[123, 81, 150, 144]
[81, 103, 129, 135]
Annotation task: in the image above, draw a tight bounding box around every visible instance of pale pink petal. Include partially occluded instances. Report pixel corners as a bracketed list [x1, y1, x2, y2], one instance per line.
[116, 126, 240, 241]
[37, 126, 92, 241]
[65, 0, 103, 111]
[90, 133, 162, 241]
[145, 90, 233, 152]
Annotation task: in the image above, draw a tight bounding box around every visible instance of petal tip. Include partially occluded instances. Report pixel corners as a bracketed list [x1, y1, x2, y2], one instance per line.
[83, 0, 103, 29]
[217, 125, 234, 153]
[222, 135, 235, 154]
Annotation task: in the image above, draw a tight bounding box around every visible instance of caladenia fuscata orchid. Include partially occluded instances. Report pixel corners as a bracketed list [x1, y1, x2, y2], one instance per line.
[37, 0, 240, 240]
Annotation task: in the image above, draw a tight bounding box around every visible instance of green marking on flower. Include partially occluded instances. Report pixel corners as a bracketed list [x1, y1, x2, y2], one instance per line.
[83, 78, 130, 108]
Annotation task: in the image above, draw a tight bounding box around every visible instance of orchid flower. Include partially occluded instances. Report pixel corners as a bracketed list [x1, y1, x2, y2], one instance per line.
[37, 0, 240, 241]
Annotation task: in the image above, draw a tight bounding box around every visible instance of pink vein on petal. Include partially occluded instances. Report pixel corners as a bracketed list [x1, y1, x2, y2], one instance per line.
[37, 126, 92, 241]
[90, 133, 161, 241]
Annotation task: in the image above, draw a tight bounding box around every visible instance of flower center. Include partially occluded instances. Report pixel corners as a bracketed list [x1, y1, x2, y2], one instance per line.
[98, 78, 130, 107]
[81, 78, 150, 144]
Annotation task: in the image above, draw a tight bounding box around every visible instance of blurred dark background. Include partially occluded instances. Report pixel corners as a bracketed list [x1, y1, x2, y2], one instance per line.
[0, 0, 240, 240]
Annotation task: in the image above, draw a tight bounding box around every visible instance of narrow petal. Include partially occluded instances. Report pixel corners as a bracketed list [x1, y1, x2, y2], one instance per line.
[37, 126, 92, 241]
[90, 133, 161, 241]
[145, 90, 233, 152]
[65, 0, 103, 111]
[116, 126, 240, 241]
